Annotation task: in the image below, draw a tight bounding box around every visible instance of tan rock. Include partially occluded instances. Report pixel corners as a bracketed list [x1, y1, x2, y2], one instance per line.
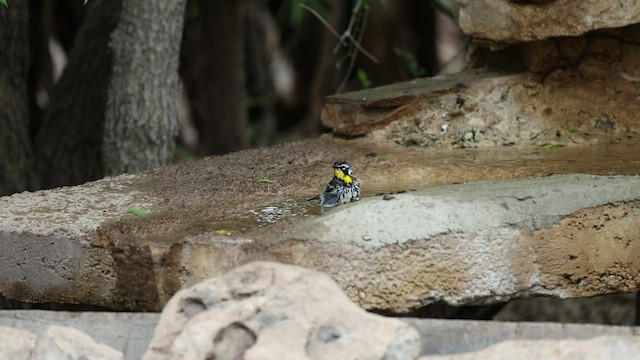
[453, 0, 640, 43]
[143, 261, 421, 360]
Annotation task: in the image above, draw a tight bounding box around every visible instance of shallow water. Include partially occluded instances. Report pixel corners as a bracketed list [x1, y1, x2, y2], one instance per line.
[214, 140, 640, 236]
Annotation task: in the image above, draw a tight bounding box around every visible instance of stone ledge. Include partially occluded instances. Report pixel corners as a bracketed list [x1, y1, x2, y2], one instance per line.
[0, 310, 638, 358]
[2, 158, 639, 311]
[454, 0, 640, 43]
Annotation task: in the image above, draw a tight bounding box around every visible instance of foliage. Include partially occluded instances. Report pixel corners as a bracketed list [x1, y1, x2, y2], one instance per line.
[393, 46, 427, 78]
[127, 207, 150, 217]
[277, 0, 329, 27]
[356, 68, 373, 89]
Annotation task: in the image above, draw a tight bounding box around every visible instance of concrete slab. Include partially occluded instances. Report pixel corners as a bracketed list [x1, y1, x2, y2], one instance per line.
[404, 318, 640, 355]
[0, 310, 158, 360]
[0, 310, 637, 358]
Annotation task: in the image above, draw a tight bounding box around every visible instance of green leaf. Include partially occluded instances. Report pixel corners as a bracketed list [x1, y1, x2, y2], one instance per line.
[381, 154, 391, 161]
[0, 0, 8, 7]
[127, 207, 150, 217]
[538, 142, 558, 149]
[258, 178, 276, 184]
[357, 68, 373, 89]
[215, 229, 231, 236]
[569, 126, 579, 133]
[393, 46, 427, 78]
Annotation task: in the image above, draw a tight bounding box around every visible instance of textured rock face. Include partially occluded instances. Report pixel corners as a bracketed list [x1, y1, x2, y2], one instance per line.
[143, 261, 421, 360]
[0, 324, 123, 360]
[420, 336, 640, 360]
[453, 0, 640, 43]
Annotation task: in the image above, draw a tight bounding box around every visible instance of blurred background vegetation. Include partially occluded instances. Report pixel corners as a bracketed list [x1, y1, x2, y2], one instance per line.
[0, 0, 467, 195]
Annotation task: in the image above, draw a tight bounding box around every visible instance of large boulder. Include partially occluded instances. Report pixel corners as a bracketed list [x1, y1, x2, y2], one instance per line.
[143, 261, 421, 360]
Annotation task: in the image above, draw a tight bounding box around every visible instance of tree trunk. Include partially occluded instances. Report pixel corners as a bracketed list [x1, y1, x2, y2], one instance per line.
[103, 0, 186, 175]
[0, 2, 35, 195]
[34, 0, 122, 189]
[197, 0, 248, 155]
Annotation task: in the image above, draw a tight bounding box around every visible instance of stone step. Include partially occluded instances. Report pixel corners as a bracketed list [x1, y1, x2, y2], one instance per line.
[0, 310, 637, 359]
[0, 138, 639, 311]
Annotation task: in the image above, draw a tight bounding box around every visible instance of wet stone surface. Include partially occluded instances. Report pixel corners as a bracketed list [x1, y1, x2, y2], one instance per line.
[1, 136, 640, 310]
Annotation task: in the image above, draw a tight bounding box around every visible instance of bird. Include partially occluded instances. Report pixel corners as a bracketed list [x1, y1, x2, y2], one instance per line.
[308, 160, 361, 207]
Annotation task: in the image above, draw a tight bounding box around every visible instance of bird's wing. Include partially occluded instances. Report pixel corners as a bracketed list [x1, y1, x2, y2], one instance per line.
[323, 177, 342, 193]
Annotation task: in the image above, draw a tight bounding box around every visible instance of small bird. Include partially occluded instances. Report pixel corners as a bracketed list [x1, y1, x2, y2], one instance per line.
[309, 160, 361, 207]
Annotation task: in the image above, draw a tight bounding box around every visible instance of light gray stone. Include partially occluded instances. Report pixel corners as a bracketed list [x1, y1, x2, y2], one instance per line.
[143, 261, 421, 360]
[403, 319, 640, 355]
[0, 325, 36, 359]
[32, 325, 123, 360]
[419, 335, 640, 360]
[0, 310, 158, 360]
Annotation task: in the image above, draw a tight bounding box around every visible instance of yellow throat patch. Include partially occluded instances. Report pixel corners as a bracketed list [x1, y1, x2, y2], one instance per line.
[334, 169, 352, 184]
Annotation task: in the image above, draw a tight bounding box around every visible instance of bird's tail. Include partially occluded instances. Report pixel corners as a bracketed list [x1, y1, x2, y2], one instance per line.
[318, 193, 340, 207]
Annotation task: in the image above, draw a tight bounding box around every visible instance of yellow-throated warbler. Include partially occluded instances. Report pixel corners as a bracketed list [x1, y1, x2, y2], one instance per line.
[309, 160, 361, 207]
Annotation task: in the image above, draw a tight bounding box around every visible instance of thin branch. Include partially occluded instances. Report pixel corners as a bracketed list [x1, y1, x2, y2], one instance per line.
[301, 2, 378, 64]
[337, 4, 371, 93]
[299, 3, 341, 40]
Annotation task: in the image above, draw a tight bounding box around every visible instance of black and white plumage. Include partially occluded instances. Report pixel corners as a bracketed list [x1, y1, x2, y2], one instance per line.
[309, 160, 361, 207]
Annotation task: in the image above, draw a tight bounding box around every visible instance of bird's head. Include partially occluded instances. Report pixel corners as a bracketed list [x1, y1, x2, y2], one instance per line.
[332, 160, 354, 183]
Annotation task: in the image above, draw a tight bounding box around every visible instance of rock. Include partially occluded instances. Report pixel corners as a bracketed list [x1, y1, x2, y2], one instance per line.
[0, 310, 158, 360]
[143, 261, 421, 360]
[0, 326, 36, 359]
[404, 318, 640, 355]
[453, 0, 640, 43]
[419, 336, 640, 360]
[0, 324, 122, 360]
[282, 174, 640, 311]
[2, 138, 640, 313]
[32, 325, 123, 360]
[321, 67, 640, 144]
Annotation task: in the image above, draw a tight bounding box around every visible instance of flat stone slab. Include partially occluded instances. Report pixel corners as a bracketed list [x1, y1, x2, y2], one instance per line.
[0, 310, 637, 358]
[1, 136, 640, 312]
[0, 310, 157, 360]
[280, 174, 640, 310]
[453, 0, 640, 43]
[407, 318, 640, 356]
[321, 67, 640, 148]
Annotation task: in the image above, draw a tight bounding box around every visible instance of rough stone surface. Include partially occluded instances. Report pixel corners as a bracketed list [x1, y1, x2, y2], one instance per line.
[0, 310, 158, 360]
[322, 67, 640, 147]
[143, 261, 421, 360]
[453, 0, 640, 43]
[2, 135, 640, 312]
[420, 336, 640, 360]
[278, 174, 640, 310]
